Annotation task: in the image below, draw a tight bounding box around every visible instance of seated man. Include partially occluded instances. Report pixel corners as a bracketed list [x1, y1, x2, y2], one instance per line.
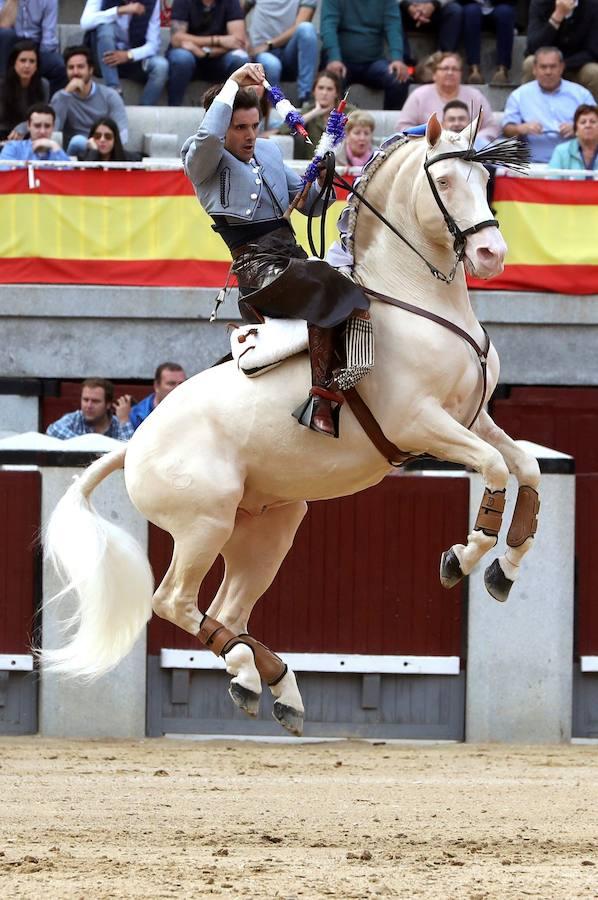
[46, 378, 134, 441]
[50, 45, 129, 156]
[0, 102, 70, 161]
[127, 361, 186, 429]
[167, 0, 249, 106]
[246, 0, 318, 107]
[80, 0, 169, 106]
[0, 0, 67, 94]
[441, 97, 485, 147]
[503, 46, 596, 162]
[320, 0, 411, 111]
[523, 0, 598, 100]
[400, 1, 463, 63]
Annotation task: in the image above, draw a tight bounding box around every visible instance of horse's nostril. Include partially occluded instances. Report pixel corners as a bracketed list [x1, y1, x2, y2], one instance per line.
[477, 247, 495, 262]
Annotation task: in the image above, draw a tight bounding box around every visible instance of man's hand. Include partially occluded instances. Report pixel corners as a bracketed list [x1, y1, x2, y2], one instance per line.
[249, 43, 268, 56]
[520, 121, 543, 135]
[552, 0, 575, 22]
[389, 60, 410, 82]
[115, 395, 133, 423]
[6, 128, 24, 141]
[326, 60, 346, 79]
[230, 62, 265, 87]
[559, 121, 574, 137]
[118, 2, 145, 14]
[103, 49, 130, 66]
[217, 33, 246, 50]
[32, 138, 60, 152]
[65, 76, 86, 94]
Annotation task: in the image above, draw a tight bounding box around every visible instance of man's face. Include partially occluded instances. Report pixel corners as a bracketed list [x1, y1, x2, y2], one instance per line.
[28, 112, 55, 141]
[154, 368, 186, 404]
[66, 54, 93, 85]
[533, 52, 564, 92]
[81, 387, 110, 424]
[442, 107, 470, 133]
[225, 107, 260, 162]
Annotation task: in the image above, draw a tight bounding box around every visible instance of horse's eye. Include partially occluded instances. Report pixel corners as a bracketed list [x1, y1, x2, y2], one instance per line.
[437, 178, 449, 188]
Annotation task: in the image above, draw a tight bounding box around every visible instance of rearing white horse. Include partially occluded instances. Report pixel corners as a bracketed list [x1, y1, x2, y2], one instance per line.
[42, 115, 540, 736]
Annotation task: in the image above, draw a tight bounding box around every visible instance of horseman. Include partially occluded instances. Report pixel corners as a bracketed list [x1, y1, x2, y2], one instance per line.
[181, 62, 369, 438]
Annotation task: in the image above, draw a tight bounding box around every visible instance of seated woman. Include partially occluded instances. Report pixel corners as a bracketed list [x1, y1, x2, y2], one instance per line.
[0, 41, 49, 141]
[549, 104, 598, 173]
[77, 117, 142, 163]
[280, 69, 355, 159]
[335, 110, 376, 171]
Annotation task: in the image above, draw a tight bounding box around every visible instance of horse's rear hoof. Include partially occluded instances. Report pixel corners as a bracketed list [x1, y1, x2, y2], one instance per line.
[229, 681, 260, 717]
[484, 558, 513, 603]
[273, 701, 304, 736]
[440, 548, 464, 589]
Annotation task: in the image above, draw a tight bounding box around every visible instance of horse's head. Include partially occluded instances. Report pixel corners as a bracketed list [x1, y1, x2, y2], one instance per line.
[414, 113, 507, 280]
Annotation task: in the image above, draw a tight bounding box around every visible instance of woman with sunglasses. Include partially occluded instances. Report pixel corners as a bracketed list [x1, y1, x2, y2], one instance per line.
[0, 40, 49, 141]
[78, 117, 141, 162]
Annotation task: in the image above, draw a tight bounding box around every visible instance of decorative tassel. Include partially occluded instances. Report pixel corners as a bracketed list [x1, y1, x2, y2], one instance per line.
[264, 81, 311, 143]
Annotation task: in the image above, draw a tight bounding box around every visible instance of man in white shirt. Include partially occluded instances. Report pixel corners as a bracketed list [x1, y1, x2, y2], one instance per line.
[80, 0, 168, 104]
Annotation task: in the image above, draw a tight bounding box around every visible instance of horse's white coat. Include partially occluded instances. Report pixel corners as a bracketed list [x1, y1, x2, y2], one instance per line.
[41, 117, 540, 726]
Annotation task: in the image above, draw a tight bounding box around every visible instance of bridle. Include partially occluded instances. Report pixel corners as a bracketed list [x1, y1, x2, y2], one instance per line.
[308, 134, 528, 283]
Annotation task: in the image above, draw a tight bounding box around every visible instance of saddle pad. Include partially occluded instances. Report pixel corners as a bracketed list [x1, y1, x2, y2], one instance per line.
[230, 317, 308, 377]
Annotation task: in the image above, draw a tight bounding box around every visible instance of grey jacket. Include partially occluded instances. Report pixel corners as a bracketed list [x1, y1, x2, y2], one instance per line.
[181, 98, 332, 223]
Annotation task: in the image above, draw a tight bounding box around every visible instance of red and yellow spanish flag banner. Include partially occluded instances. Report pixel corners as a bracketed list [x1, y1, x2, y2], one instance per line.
[467, 176, 598, 295]
[0, 167, 350, 287]
[0, 169, 596, 292]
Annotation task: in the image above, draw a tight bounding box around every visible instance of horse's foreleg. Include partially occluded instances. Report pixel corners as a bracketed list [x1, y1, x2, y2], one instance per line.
[204, 500, 308, 734]
[413, 409, 511, 587]
[473, 410, 541, 602]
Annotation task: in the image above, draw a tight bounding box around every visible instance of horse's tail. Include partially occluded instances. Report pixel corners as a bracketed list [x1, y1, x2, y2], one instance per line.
[39, 445, 154, 679]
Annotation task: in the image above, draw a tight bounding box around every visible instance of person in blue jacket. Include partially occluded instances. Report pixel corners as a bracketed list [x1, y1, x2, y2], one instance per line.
[549, 102, 598, 170]
[128, 361, 186, 430]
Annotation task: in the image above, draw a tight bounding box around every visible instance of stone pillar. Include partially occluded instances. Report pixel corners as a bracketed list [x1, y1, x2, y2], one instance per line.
[466, 444, 575, 743]
[40, 464, 148, 739]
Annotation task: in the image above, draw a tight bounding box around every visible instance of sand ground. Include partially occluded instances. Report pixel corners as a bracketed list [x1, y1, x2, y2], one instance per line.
[1, 737, 597, 899]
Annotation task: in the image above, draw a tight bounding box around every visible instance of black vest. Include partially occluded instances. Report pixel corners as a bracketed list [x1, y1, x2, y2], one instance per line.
[102, 0, 155, 49]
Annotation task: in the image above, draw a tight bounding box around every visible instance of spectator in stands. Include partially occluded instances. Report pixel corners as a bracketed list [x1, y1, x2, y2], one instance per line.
[502, 47, 596, 162]
[0, 101, 69, 160]
[280, 69, 355, 159]
[167, 0, 249, 106]
[549, 101, 598, 169]
[80, 0, 169, 106]
[441, 97, 485, 147]
[456, 0, 516, 85]
[51, 45, 129, 157]
[77, 116, 142, 161]
[524, 0, 598, 100]
[245, 0, 318, 108]
[46, 378, 134, 440]
[0, 40, 48, 139]
[335, 109, 376, 169]
[125, 361, 186, 429]
[400, 1, 463, 65]
[320, 0, 411, 111]
[396, 51, 499, 143]
[0, 0, 67, 93]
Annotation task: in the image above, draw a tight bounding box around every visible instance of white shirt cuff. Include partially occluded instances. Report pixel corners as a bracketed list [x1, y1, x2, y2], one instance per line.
[218, 79, 239, 108]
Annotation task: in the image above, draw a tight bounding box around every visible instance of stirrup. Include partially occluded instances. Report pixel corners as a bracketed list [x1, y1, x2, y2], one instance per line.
[292, 386, 343, 438]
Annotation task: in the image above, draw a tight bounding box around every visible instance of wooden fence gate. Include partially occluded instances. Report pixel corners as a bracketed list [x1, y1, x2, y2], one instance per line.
[0, 470, 40, 734]
[146, 472, 469, 739]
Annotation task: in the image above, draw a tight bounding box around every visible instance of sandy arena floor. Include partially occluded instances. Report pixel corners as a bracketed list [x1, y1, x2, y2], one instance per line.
[0, 737, 597, 899]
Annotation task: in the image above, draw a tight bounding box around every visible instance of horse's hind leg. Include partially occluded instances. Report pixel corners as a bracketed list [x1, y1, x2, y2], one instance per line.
[207, 500, 308, 734]
[472, 410, 541, 602]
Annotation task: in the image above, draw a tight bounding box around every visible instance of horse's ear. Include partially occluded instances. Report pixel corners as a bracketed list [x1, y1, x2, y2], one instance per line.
[459, 112, 482, 147]
[426, 113, 442, 148]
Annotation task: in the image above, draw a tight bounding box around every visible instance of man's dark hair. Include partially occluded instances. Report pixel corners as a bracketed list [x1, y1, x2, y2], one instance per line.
[202, 84, 261, 115]
[533, 46, 563, 63]
[443, 99, 469, 116]
[573, 103, 598, 130]
[154, 362, 185, 383]
[27, 103, 56, 121]
[63, 45, 93, 67]
[82, 378, 114, 404]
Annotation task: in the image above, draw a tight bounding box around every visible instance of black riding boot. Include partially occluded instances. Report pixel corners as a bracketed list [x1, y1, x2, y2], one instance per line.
[292, 324, 343, 438]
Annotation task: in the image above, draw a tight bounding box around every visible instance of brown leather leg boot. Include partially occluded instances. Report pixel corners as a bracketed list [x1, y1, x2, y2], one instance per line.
[292, 324, 343, 437]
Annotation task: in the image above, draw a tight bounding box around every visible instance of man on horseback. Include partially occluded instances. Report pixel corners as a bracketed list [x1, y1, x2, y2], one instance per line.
[181, 61, 369, 437]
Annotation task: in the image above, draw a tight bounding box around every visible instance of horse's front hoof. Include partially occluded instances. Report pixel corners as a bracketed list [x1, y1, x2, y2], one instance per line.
[440, 547, 464, 589]
[229, 681, 260, 717]
[484, 558, 513, 603]
[273, 701, 304, 736]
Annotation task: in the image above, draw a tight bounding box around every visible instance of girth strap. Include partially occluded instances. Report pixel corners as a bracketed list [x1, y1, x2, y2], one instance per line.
[343, 387, 412, 467]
